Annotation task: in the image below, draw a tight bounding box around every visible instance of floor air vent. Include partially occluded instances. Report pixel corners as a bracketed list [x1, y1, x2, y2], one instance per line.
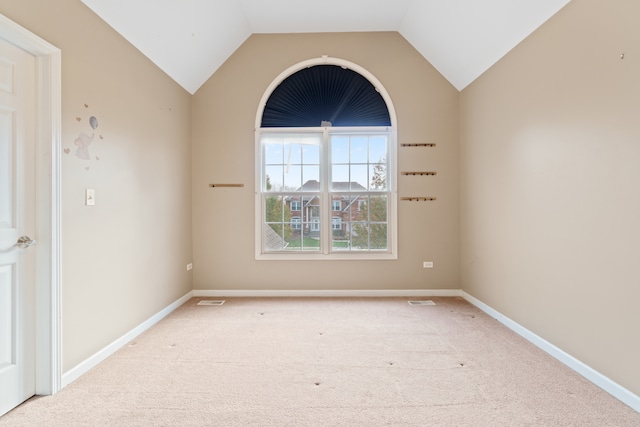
[408, 300, 436, 306]
[197, 300, 225, 306]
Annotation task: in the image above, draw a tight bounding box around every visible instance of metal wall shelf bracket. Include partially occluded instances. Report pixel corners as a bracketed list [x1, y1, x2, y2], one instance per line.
[401, 197, 436, 202]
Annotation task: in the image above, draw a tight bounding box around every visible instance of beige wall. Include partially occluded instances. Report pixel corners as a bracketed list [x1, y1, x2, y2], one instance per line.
[192, 32, 460, 291]
[0, 1, 193, 372]
[460, 0, 640, 395]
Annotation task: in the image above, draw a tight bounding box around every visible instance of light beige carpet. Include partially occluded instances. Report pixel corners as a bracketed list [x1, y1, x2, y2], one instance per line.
[1, 297, 638, 426]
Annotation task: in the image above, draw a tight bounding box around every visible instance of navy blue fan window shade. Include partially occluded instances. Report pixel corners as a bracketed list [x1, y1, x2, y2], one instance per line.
[261, 65, 391, 128]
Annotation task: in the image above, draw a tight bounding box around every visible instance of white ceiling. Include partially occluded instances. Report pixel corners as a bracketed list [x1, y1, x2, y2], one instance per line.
[81, 0, 571, 94]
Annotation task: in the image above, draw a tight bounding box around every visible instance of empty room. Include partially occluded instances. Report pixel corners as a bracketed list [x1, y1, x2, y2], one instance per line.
[0, 0, 639, 425]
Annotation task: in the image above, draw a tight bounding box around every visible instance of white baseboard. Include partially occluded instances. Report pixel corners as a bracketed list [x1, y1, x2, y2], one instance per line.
[193, 289, 462, 298]
[61, 291, 193, 388]
[461, 291, 640, 413]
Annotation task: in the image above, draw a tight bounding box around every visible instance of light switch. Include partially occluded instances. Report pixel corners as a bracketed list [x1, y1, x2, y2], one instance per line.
[86, 189, 95, 206]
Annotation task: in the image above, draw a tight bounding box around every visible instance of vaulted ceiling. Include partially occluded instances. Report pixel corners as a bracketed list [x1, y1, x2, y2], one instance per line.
[81, 0, 571, 94]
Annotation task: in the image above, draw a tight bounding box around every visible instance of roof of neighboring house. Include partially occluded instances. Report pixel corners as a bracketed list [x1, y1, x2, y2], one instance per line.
[284, 180, 368, 208]
[264, 225, 287, 251]
[296, 180, 367, 192]
[298, 180, 320, 191]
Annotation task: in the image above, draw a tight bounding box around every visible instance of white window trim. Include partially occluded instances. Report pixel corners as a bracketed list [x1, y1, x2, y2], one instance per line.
[254, 56, 397, 261]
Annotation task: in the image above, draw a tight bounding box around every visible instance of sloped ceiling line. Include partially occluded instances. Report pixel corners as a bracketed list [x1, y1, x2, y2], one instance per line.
[81, 0, 572, 94]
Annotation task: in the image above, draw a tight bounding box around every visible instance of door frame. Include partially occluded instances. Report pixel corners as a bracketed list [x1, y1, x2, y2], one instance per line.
[0, 13, 62, 395]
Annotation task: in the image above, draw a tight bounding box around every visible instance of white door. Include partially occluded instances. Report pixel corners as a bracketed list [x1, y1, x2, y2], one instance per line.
[0, 37, 37, 417]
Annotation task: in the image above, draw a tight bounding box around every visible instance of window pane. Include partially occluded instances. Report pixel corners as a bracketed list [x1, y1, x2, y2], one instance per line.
[284, 234, 300, 250]
[284, 165, 302, 190]
[332, 212, 349, 250]
[264, 195, 286, 222]
[349, 222, 369, 250]
[285, 143, 302, 165]
[300, 227, 320, 251]
[344, 195, 362, 221]
[283, 219, 320, 251]
[264, 166, 283, 191]
[264, 195, 292, 252]
[369, 163, 387, 190]
[369, 136, 387, 162]
[350, 136, 368, 163]
[331, 136, 349, 163]
[369, 195, 388, 222]
[331, 165, 349, 189]
[369, 224, 388, 250]
[349, 164, 368, 190]
[263, 133, 322, 193]
[302, 165, 320, 185]
[285, 221, 320, 251]
[264, 142, 284, 164]
[302, 144, 320, 164]
[332, 240, 350, 251]
[346, 222, 387, 251]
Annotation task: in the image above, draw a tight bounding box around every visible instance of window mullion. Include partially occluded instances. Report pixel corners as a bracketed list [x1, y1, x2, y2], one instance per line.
[321, 128, 330, 254]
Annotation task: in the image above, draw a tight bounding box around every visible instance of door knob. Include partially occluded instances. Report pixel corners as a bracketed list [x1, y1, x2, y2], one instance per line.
[16, 236, 36, 249]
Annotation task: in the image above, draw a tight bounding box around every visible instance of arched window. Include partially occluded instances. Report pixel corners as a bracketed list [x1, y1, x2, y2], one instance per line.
[255, 57, 397, 259]
[261, 64, 391, 128]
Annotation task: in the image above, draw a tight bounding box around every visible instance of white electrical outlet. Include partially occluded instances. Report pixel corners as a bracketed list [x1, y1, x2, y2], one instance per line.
[186, 263, 193, 271]
[85, 189, 95, 206]
[423, 261, 433, 268]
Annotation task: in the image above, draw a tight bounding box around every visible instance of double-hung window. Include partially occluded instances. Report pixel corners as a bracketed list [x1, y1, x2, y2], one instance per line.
[255, 60, 397, 260]
[258, 127, 394, 258]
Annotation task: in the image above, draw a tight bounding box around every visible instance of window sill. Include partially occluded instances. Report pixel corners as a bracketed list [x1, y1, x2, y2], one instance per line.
[256, 252, 397, 261]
